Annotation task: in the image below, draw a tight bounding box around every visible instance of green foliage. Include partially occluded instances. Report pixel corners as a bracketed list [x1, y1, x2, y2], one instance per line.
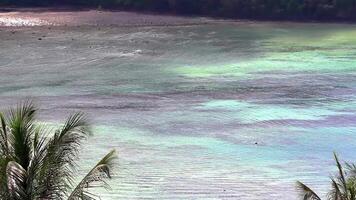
[297, 153, 356, 200]
[2, 0, 356, 20]
[0, 101, 117, 200]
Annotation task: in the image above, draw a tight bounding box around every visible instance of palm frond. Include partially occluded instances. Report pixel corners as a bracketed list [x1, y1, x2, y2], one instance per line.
[0, 102, 117, 200]
[68, 149, 117, 200]
[346, 163, 356, 178]
[26, 125, 53, 199]
[8, 101, 37, 169]
[52, 112, 91, 167]
[328, 178, 343, 200]
[0, 157, 11, 199]
[350, 187, 356, 200]
[36, 112, 91, 199]
[6, 161, 28, 199]
[0, 112, 9, 156]
[334, 153, 349, 196]
[296, 181, 321, 200]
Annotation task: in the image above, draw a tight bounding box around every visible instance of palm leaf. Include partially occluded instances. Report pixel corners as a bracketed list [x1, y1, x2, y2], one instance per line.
[36, 112, 91, 199]
[334, 153, 348, 195]
[0, 101, 117, 200]
[68, 149, 117, 200]
[6, 161, 28, 199]
[296, 181, 321, 200]
[0, 156, 11, 199]
[346, 163, 356, 179]
[328, 179, 343, 200]
[350, 188, 356, 200]
[7, 101, 37, 169]
[0, 112, 9, 156]
[26, 125, 53, 199]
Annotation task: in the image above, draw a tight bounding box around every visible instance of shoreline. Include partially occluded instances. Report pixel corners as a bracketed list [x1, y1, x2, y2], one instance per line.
[0, 8, 212, 27]
[0, 7, 355, 28]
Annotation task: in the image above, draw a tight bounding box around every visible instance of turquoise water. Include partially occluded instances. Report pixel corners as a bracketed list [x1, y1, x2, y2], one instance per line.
[0, 22, 356, 199]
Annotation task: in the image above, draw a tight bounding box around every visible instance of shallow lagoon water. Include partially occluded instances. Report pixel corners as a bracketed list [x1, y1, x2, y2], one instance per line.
[0, 20, 356, 199]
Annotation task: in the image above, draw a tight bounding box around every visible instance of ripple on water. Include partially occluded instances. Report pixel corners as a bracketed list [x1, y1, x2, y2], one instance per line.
[0, 19, 356, 199]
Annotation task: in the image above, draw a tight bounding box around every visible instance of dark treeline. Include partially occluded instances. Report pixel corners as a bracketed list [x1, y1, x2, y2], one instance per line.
[2, 0, 356, 21]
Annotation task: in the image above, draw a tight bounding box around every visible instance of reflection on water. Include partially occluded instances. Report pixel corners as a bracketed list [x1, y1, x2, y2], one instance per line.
[0, 21, 356, 199]
[0, 16, 52, 26]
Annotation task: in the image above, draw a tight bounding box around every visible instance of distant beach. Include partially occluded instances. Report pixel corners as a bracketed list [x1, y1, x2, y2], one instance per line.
[0, 8, 214, 27]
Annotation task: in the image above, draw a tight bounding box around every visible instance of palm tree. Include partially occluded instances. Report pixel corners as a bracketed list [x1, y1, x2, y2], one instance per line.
[0, 101, 117, 200]
[297, 153, 356, 200]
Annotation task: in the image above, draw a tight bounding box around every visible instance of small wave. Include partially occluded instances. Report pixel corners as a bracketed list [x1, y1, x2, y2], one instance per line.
[105, 49, 143, 58]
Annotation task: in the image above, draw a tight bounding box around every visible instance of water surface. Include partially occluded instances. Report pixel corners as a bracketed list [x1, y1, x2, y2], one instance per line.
[0, 16, 356, 199]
